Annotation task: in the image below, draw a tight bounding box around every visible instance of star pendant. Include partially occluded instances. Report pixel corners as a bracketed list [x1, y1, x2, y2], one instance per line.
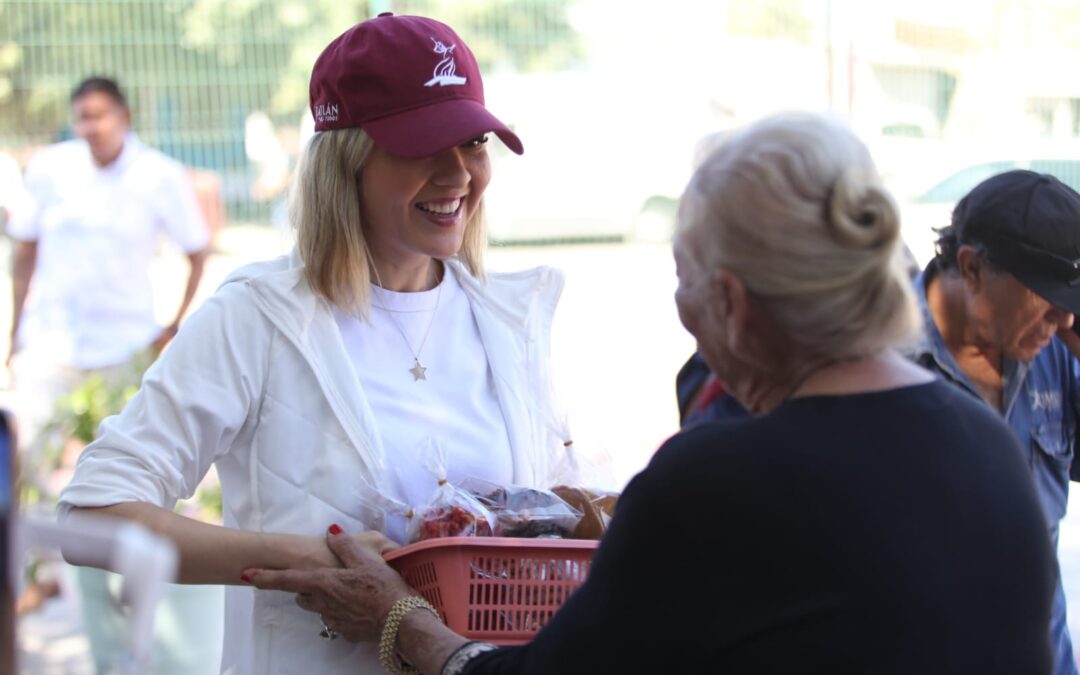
[409, 360, 428, 382]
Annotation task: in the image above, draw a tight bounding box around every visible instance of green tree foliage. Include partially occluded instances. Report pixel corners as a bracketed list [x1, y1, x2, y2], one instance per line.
[0, 1, 363, 158]
[28, 353, 222, 522]
[726, 0, 815, 44]
[395, 0, 583, 72]
[0, 0, 580, 152]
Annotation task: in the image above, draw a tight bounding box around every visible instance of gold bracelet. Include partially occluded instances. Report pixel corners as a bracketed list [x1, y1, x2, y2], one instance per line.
[378, 596, 441, 675]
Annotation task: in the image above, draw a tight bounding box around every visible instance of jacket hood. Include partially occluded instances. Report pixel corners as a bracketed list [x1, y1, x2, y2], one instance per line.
[219, 248, 317, 338]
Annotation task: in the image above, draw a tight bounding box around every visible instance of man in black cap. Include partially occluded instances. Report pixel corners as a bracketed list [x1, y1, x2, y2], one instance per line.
[913, 169, 1080, 675]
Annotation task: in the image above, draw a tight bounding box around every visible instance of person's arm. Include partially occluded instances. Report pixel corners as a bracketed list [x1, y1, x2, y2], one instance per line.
[246, 529, 468, 674]
[398, 611, 470, 674]
[59, 283, 287, 582]
[247, 435, 706, 675]
[7, 152, 45, 370]
[66, 502, 337, 584]
[150, 159, 213, 353]
[151, 246, 209, 353]
[8, 240, 36, 366]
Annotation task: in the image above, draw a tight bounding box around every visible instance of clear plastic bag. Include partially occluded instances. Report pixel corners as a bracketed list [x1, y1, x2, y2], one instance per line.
[460, 477, 583, 539]
[407, 440, 496, 543]
[547, 442, 618, 492]
[521, 323, 628, 538]
[350, 476, 415, 545]
[550, 486, 618, 540]
[351, 494, 388, 534]
[548, 444, 620, 540]
[409, 484, 495, 542]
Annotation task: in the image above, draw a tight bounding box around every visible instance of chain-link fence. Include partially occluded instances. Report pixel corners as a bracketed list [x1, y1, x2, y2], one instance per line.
[3, 1, 1080, 248]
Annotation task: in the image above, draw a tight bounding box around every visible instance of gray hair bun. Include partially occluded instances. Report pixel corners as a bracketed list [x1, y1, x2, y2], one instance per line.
[825, 168, 900, 252]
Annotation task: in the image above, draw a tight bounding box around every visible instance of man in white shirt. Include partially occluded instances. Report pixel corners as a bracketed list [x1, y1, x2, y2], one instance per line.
[9, 77, 210, 377]
[7, 77, 211, 622]
[8, 77, 210, 448]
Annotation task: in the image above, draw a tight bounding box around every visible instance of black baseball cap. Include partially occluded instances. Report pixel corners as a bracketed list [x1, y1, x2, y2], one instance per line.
[952, 169, 1080, 314]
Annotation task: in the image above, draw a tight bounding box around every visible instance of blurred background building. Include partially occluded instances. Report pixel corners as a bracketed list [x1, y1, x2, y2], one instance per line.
[4, 0, 1080, 254]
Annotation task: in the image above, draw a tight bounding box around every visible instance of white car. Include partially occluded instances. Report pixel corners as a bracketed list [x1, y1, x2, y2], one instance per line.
[899, 157, 1080, 267]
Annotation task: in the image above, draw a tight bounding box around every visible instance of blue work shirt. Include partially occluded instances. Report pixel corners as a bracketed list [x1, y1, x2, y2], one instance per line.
[913, 263, 1079, 675]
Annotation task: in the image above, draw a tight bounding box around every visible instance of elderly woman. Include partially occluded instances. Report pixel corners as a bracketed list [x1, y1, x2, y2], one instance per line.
[58, 14, 569, 675]
[246, 112, 1057, 674]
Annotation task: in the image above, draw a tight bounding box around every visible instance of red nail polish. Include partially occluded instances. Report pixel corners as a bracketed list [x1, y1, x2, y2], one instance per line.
[328, 523, 343, 535]
[240, 573, 252, 584]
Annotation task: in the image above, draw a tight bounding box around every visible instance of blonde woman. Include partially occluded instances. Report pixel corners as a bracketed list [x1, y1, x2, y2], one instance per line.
[247, 112, 1057, 675]
[59, 14, 568, 675]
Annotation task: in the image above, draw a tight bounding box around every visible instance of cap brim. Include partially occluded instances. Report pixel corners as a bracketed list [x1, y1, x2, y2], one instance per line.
[1012, 267, 1080, 316]
[362, 98, 523, 159]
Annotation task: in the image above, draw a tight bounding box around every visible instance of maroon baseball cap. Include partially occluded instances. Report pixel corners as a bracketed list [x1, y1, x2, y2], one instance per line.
[309, 13, 523, 158]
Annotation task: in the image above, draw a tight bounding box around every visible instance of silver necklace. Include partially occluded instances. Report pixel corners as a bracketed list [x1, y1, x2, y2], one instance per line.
[372, 280, 443, 382]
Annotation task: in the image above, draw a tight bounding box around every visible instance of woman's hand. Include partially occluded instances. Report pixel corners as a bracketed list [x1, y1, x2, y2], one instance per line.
[243, 526, 411, 643]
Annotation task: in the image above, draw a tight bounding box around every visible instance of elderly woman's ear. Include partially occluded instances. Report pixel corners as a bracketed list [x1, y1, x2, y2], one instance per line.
[712, 268, 750, 345]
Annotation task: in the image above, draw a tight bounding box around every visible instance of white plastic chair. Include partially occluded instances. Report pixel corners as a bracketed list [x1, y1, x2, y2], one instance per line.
[12, 513, 177, 675]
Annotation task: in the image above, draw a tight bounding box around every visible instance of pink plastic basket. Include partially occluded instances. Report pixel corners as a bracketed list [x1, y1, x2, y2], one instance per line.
[385, 537, 599, 645]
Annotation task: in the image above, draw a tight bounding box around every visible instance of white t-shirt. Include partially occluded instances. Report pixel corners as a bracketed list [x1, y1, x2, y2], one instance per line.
[332, 269, 515, 542]
[9, 134, 209, 368]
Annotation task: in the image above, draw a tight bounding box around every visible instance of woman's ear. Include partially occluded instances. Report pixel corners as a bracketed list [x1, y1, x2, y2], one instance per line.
[713, 269, 749, 345]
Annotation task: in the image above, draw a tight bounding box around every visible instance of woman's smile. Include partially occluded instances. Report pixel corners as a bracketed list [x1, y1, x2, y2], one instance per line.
[415, 196, 465, 226]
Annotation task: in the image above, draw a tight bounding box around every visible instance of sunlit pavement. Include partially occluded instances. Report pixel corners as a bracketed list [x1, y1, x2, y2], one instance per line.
[16, 589, 93, 674]
[8, 228, 1080, 670]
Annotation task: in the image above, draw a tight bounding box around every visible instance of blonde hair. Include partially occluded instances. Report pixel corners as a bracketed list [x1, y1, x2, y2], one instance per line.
[682, 112, 921, 360]
[291, 127, 487, 316]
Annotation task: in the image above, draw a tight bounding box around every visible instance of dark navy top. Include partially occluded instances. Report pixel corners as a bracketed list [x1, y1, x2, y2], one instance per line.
[463, 381, 1055, 674]
[911, 261, 1080, 675]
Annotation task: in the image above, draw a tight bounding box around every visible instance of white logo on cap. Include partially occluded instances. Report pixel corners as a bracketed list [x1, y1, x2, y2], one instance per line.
[315, 103, 339, 123]
[424, 39, 467, 87]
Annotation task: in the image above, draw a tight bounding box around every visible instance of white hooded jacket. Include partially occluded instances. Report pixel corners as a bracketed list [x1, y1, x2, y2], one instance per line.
[59, 250, 568, 674]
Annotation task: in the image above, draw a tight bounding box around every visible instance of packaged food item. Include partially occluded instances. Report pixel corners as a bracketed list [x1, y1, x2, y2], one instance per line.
[543, 443, 621, 539]
[462, 478, 583, 539]
[551, 486, 619, 540]
[592, 492, 618, 520]
[408, 440, 496, 543]
[410, 483, 495, 542]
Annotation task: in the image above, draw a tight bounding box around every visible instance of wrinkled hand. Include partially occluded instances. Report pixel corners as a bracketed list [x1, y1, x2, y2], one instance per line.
[244, 528, 412, 643]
